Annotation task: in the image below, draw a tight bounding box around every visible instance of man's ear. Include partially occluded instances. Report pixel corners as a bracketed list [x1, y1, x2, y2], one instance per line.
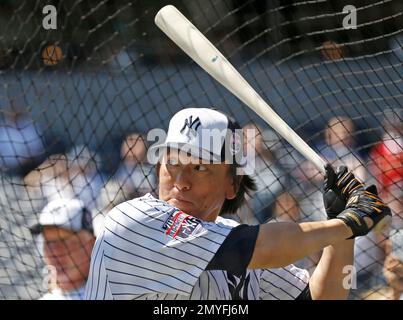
[226, 173, 241, 200]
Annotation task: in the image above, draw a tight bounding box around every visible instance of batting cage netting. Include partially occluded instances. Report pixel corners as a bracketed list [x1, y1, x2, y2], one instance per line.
[0, 0, 402, 300]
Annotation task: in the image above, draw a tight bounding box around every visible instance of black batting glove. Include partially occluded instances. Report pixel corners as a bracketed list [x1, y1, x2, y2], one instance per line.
[336, 185, 392, 238]
[323, 164, 364, 219]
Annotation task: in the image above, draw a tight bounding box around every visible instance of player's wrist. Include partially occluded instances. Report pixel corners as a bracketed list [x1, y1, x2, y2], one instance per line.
[330, 218, 354, 239]
[335, 212, 363, 239]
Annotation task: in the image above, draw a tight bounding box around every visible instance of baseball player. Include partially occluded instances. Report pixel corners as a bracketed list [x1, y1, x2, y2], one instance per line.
[85, 108, 390, 300]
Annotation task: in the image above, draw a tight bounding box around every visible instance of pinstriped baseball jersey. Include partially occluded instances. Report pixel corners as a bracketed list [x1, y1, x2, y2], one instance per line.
[85, 194, 309, 300]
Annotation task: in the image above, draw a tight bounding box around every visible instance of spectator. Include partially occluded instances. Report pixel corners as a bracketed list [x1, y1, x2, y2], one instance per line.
[383, 184, 403, 300]
[65, 145, 105, 210]
[285, 117, 370, 277]
[321, 116, 385, 292]
[368, 108, 402, 199]
[0, 109, 45, 175]
[24, 146, 105, 211]
[383, 253, 403, 300]
[242, 124, 286, 223]
[273, 192, 300, 223]
[274, 117, 363, 225]
[24, 153, 69, 204]
[24, 146, 106, 236]
[281, 152, 325, 224]
[365, 109, 403, 297]
[290, 158, 326, 223]
[115, 133, 156, 198]
[91, 134, 156, 234]
[30, 198, 96, 300]
[322, 116, 365, 181]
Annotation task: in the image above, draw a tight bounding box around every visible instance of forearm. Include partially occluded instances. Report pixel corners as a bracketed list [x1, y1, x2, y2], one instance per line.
[309, 239, 355, 300]
[249, 219, 352, 269]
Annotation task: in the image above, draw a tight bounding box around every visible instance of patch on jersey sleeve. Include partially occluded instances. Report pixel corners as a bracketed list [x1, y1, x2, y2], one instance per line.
[162, 208, 205, 241]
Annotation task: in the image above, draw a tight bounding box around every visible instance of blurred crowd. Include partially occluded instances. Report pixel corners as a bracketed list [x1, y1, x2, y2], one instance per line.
[0, 107, 401, 300]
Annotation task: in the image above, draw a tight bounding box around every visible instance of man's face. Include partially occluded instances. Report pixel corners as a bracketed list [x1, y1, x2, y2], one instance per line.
[275, 192, 300, 222]
[42, 227, 95, 291]
[158, 150, 236, 221]
[121, 134, 146, 164]
[327, 120, 354, 148]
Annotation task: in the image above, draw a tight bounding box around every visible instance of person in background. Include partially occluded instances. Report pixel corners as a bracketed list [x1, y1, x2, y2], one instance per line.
[320, 116, 385, 291]
[368, 108, 402, 200]
[0, 108, 45, 176]
[241, 123, 286, 224]
[30, 198, 96, 300]
[115, 133, 156, 199]
[369, 109, 403, 297]
[65, 145, 105, 210]
[24, 153, 69, 204]
[383, 183, 403, 299]
[24, 145, 105, 211]
[273, 192, 300, 223]
[322, 116, 365, 181]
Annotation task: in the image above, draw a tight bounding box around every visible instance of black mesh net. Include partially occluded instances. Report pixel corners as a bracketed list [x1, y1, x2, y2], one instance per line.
[0, 0, 402, 300]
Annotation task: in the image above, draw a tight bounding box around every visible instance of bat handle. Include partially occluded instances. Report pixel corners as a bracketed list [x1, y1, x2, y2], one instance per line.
[306, 151, 327, 175]
[291, 138, 326, 174]
[254, 97, 327, 175]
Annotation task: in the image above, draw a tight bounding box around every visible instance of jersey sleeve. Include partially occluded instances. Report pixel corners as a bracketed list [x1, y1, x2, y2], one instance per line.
[259, 264, 310, 300]
[206, 224, 259, 277]
[101, 195, 234, 298]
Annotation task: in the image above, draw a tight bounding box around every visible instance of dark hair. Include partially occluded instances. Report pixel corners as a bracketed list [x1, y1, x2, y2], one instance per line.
[219, 164, 257, 215]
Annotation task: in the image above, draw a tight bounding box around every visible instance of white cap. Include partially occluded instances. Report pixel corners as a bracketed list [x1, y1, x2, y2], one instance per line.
[150, 108, 246, 165]
[30, 198, 93, 235]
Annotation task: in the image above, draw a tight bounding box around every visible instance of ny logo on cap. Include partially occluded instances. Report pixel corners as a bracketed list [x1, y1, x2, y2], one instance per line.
[180, 115, 201, 140]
